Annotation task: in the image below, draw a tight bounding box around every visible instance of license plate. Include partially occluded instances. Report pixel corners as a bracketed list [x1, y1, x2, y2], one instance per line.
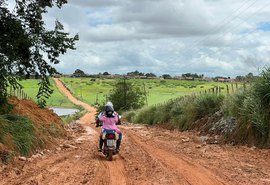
[107, 139, 115, 147]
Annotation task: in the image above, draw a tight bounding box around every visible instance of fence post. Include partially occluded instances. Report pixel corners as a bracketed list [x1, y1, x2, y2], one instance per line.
[243, 83, 246, 90]
[226, 84, 229, 94]
[231, 83, 234, 93]
[236, 83, 238, 91]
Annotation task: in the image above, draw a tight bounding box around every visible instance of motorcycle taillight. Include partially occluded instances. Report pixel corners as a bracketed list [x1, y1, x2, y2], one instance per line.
[106, 134, 115, 139]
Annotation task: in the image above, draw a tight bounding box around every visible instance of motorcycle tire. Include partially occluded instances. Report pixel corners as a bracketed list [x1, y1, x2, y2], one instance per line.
[107, 150, 113, 161]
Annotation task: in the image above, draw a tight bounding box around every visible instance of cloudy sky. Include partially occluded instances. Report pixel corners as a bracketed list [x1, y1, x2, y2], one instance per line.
[41, 0, 270, 76]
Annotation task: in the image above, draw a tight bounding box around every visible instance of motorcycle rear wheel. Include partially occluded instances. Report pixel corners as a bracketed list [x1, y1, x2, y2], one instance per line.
[107, 150, 113, 161]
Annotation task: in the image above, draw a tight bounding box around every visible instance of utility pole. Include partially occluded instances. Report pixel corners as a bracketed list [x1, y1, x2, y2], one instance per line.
[123, 76, 127, 110]
[143, 83, 148, 106]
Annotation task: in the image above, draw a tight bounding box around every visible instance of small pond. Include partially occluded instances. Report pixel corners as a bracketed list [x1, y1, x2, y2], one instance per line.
[49, 107, 79, 116]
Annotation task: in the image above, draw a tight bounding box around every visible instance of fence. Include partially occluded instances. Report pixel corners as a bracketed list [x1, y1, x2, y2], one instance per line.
[7, 86, 31, 100]
[194, 82, 248, 96]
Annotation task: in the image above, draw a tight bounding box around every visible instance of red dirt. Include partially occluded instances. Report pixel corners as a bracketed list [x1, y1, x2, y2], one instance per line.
[1, 78, 270, 185]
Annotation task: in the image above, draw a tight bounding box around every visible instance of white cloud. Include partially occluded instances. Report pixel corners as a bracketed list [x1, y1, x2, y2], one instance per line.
[35, 0, 270, 77]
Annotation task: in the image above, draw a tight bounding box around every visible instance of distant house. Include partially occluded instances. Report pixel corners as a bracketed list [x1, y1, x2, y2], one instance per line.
[217, 78, 234, 82]
[185, 77, 194, 81]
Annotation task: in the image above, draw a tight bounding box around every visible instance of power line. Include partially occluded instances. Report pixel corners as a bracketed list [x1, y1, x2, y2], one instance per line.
[163, 0, 259, 65]
[171, 1, 270, 73]
[178, 0, 258, 55]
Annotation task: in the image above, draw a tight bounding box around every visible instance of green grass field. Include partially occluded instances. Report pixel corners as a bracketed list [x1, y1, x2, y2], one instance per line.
[16, 77, 246, 108]
[60, 77, 246, 106]
[18, 79, 75, 108]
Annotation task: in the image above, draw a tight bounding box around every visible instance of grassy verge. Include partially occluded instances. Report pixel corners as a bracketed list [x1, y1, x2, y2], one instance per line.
[222, 69, 270, 147]
[126, 94, 224, 130]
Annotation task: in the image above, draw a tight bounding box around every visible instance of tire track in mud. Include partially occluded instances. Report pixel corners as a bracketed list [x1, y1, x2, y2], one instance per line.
[119, 134, 189, 185]
[53, 78, 127, 185]
[124, 128, 227, 185]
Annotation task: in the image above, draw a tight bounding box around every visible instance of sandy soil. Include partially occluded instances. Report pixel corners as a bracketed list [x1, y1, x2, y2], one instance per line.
[1, 78, 270, 185]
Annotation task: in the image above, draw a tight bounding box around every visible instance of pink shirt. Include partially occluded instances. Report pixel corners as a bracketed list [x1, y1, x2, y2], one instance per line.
[98, 112, 121, 133]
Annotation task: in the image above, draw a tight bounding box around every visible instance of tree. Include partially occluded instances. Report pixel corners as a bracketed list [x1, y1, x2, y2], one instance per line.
[0, 0, 78, 108]
[145, 73, 156, 78]
[107, 79, 145, 111]
[162, 74, 172, 79]
[72, 69, 86, 77]
[103, 72, 110, 76]
[127, 70, 144, 76]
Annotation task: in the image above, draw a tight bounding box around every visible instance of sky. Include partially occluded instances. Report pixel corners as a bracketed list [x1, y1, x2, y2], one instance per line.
[10, 0, 270, 77]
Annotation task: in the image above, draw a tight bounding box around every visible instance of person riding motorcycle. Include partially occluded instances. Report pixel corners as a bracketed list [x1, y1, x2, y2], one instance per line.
[96, 101, 122, 153]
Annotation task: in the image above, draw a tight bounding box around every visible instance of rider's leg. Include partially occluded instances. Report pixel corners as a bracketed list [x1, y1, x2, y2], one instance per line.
[99, 134, 103, 152]
[116, 132, 122, 152]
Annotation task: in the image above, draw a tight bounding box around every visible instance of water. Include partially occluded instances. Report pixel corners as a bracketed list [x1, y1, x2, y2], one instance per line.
[50, 107, 79, 116]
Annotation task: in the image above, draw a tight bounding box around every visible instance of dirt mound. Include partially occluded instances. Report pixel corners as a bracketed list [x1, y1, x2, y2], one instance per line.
[9, 97, 63, 128]
[0, 97, 66, 159]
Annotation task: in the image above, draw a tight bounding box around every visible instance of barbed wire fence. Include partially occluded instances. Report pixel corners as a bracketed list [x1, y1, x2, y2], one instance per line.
[7, 86, 31, 100]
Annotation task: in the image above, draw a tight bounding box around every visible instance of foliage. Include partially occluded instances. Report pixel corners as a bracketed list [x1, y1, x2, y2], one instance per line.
[72, 69, 87, 77]
[127, 70, 145, 76]
[182, 73, 203, 78]
[162, 74, 172, 79]
[223, 67, 270, 147]
[0, 0, 78, 108]
[106, 79, 145, 111]
[145, 73, 156, 78]
[128, 94, 224, 131]
[253, 68, 270, 109]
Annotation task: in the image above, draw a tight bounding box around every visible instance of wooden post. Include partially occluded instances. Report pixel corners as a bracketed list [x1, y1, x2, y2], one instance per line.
[226, 85, 229, 94]
[215, 87, 218, 94]
[231, 83, 234, 93]
[243, 83, 246, 90]
[212, 88, 214, 94]
[9, 86, 12, 96]
[236, 83, 238, 91]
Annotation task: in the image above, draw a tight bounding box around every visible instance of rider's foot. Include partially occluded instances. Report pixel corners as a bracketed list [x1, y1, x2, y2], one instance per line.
[98, 148, 102, 152]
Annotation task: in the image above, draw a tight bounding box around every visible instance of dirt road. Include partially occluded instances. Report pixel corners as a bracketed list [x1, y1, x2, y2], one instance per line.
[1, 78, 270, 185]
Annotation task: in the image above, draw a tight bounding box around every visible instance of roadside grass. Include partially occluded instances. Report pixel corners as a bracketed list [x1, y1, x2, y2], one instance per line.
[0, 115, 35, 157]
[18, 79, 75, 108]
[126, 94, 224, 131]
[223, 68, 270, 147]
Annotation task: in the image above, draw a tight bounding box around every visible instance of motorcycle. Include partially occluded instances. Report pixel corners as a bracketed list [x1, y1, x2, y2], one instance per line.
[95, 115, 121, 161]
[101, 129, 118, 161]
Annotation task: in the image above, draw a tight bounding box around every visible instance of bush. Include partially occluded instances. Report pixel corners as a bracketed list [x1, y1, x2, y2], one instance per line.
[130, 94, 224, 131]
[195, 94, 224, 118]
[102, 80, 145, 112]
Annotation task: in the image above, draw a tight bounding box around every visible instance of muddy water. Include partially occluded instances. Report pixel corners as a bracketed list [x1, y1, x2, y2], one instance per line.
[50, 107, 79, 116]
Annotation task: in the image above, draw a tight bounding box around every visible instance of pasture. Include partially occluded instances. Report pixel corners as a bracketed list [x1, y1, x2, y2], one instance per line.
[60, 77, 245, 106]
[18, 79, 75, 108]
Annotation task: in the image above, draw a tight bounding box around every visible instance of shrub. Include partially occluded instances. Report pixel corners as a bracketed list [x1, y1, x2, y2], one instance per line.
[105, 80, 145, 111]
[130, 94, 224, 131]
